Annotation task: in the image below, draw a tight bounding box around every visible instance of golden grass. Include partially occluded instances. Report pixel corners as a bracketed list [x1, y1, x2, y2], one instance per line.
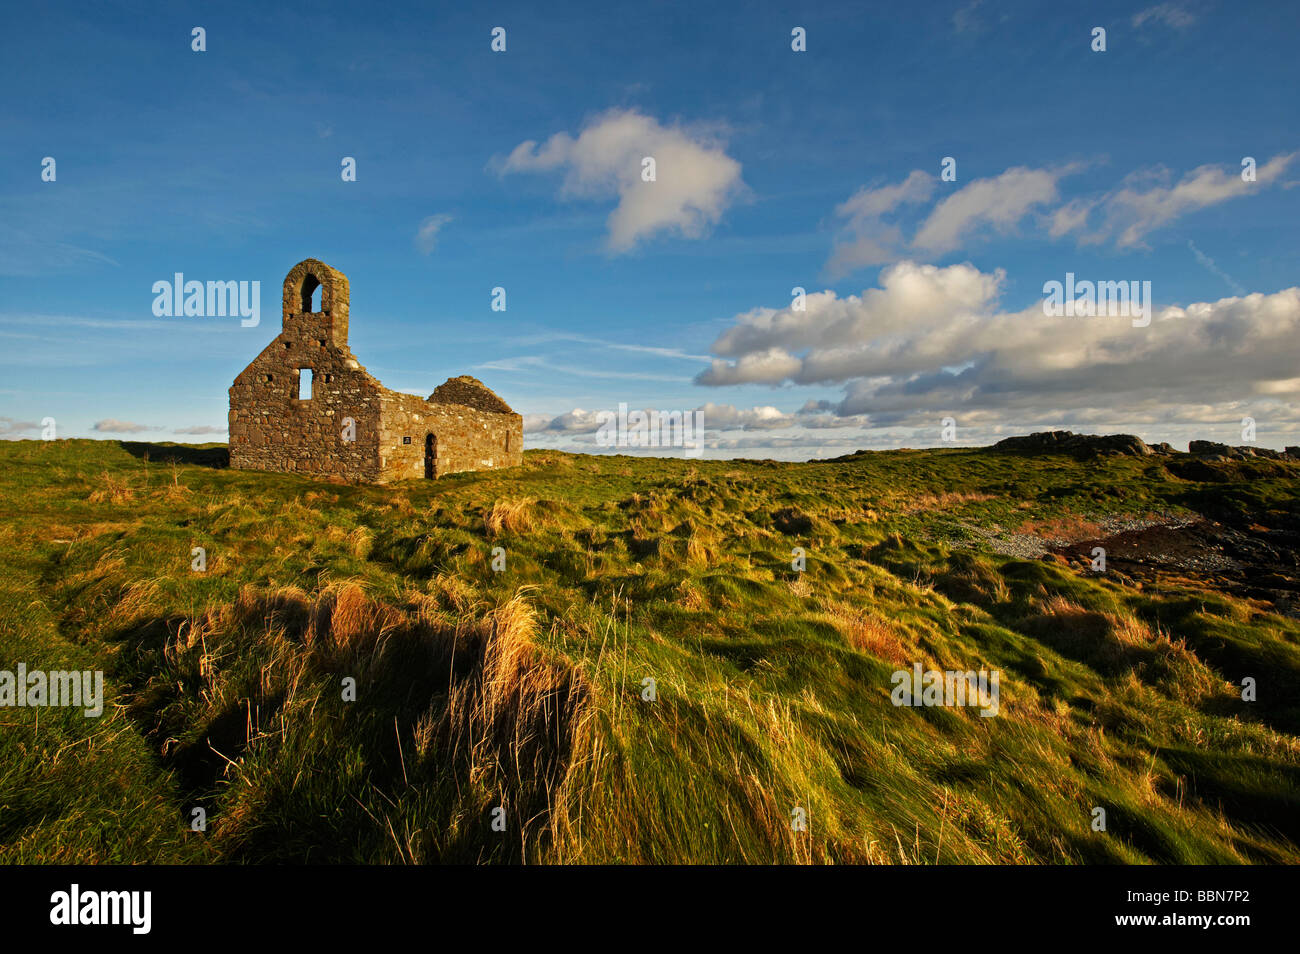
[303, 581, 407, 652]
[899, 490, 995, 513]
[786, 577, 812, 598]
[174, 580, 593, 854]
[484, 496, 537, 537]
[820, 599, 909, 664]
[87, 471, 134, 504]
[347, 526, 373, 559]
[675, 578, 706, 611]
[428, 572, 475, 612]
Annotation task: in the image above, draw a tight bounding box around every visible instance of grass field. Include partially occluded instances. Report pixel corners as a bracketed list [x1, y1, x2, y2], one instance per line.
[2, 438, 1299, 864]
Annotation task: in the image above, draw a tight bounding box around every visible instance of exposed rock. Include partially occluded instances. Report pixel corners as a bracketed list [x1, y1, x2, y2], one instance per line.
[990, 430, 1151, 458]
[1188, 441, 1289, 461]
[1188, 440, 1231, 456]
[990, 433, 1299, 465]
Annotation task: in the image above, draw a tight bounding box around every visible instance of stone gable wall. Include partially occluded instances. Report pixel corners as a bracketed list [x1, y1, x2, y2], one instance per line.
[228, 334, 384, 481]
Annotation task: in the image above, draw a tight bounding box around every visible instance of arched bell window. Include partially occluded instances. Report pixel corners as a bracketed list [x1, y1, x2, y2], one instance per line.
[301, 274, 322, 313]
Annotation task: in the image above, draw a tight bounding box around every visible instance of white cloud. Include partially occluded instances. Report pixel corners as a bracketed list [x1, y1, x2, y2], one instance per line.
[912, 165, 1079, 253]
[828, 164, 1080, 273]
[828, 155, 1295, 270]
[172, 424, 227, 435]
[414, 214, 453, 254]
[92, 419, 159, 434]
[1132, 3, 1198, 30]
[499, 109, 745, 252]
[698, 403, 793, 430]
[1088, 154, 1296, 248]
[0, 416, 41, 436]
[524, 408, 608, 433]
[952, 0, 985, 34]
[522, 402, 873, 440]
[1047, 198, 1097, 239]
[697, 260, 1300, 437]
[827, 170, 933, 274]
[701, 261, 1003, 385]
[521, 413, 557, 433]
[836, 170, 934, 221]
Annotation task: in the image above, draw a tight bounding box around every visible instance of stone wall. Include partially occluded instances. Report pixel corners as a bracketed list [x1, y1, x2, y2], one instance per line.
[229, 258, 522, 483]
[377, 390, 523, 481]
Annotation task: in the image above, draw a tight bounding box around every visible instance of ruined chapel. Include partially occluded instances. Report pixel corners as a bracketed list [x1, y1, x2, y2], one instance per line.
[229, 258, 523, 482]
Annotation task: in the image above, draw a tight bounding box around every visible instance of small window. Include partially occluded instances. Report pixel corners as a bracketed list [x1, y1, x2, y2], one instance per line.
[262, 373, 274, 383]
[323, 373, 334, 383]
[298, 368, 313, 400]
[403, 436, 411, 445]
[282, 340, 291, 349]
[318, 338, 327, 347]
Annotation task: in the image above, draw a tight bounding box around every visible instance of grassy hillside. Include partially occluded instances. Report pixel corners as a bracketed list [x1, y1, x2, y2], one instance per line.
[2, 438, 1299, 864]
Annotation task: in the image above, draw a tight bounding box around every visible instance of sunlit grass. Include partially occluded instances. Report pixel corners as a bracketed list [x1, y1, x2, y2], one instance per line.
[1, 438, 1298, 863]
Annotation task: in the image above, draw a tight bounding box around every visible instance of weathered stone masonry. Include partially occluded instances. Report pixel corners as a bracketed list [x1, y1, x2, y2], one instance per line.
[229, 259, 523, 482]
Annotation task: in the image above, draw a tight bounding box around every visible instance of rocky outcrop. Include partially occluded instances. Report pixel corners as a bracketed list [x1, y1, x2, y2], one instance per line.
[990, 431, 1300, 462]
[991, 431, 1155, 458]
[1188, 440, 1292, 461]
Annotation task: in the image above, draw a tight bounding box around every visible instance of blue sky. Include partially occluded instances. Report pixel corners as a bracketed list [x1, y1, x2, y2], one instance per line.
[2, 0, 1299, 458]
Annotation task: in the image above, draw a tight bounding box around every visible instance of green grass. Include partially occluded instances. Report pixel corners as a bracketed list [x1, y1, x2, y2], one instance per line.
[1, 438, 1298, 863]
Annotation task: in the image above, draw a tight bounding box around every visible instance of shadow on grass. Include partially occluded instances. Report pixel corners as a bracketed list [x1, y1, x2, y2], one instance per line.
[119, 441, 229, 468]
[112, 592, 588, 863]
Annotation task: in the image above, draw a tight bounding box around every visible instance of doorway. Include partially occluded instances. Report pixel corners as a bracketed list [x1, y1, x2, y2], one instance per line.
[424, 433, 436, 478]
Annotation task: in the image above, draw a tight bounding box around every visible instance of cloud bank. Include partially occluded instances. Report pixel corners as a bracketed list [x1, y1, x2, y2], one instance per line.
[696, 260, 1300, 431]
[828, 155, 1295, 274]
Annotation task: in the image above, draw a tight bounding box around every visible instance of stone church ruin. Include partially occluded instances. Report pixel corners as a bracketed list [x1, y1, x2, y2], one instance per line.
[229, 258, 523, 482]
